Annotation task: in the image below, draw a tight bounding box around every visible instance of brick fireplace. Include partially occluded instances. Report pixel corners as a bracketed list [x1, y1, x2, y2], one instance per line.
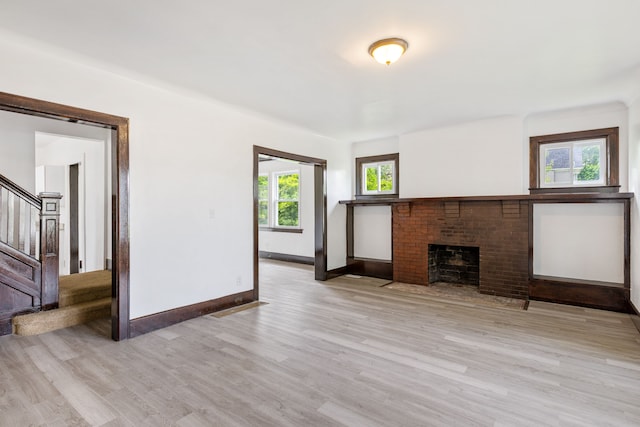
[393, 200, 529, 299]
[341, 192, 632, 311]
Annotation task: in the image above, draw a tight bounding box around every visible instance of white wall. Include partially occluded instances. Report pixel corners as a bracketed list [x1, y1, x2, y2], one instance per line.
[0, 110, 37, 191]
[0, 110, 110, 192]
[400, 116, 525, 197]
[258, 159, 314, 258]
[0, 31, 350, 319]
[628, 96, 640, 310]
[353, 205, 392, 260]
[533, 203, 624, 283]
[35, 132, 107, 274]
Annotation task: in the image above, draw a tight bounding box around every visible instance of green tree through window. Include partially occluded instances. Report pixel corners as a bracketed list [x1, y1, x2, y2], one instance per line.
[276, 172, 299, 227]
[258, 175, 269, 225]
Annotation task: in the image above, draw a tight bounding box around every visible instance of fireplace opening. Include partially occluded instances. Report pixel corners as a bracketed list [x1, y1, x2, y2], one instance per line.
[428, 244, 479, 286]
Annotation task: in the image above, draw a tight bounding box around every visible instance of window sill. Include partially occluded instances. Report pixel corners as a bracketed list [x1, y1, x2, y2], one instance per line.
[354, 193, 399, 200]
[529, 185, 620, 195]
[259, 227, 303, 234]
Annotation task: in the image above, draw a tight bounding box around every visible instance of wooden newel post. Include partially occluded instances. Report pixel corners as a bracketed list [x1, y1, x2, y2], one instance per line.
[39, 192, 62, 310]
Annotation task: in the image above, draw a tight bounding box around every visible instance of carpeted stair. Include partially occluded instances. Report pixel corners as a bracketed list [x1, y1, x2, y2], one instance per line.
[12, 270, 111, 336]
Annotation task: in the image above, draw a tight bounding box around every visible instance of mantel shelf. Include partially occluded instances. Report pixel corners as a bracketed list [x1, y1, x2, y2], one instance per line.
[339, 192, 634, 206]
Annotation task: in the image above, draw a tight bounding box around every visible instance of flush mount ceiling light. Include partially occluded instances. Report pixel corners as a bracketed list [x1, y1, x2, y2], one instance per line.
[368, 37, 408, 65]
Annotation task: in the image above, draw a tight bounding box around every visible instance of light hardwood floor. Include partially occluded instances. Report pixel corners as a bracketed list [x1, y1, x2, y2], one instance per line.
[1, 260, 639, 426]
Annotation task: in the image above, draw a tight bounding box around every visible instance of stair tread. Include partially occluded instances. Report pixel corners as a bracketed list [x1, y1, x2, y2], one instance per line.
[59, 270, 111, 293]
[13, 297, 111, 325]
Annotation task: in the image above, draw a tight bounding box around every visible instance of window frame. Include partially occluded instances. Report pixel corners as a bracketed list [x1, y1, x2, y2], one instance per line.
[355, 153, 399, 199]
[257, 173, 269, 226]
[273, 169, 301, 229]
[529, 127, 619, 194]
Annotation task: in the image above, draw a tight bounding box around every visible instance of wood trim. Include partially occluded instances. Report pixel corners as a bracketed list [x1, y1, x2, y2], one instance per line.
[255, 145, 326, 165]
[39, 194, 61, 309]
[529, 127, 619, 191]
[340, 192, 633, 205]
[129, 290, 255, 338]
[314, 162, 328, 280]
[630, 301, 640, 335]
[345, 258, 393, 280]
[259, 227, 303, 234]
[346, 204, 354, 258]
[253, 145, 328, 292]
[354, 153, 399, 199]
[258, 251, 314, 265]
[326, 265, 349, 280]
[0, 91, 130, 341]
[529, 185, 621, 195]
[529, 278, 632, 313]
[0, 173, 41, 208]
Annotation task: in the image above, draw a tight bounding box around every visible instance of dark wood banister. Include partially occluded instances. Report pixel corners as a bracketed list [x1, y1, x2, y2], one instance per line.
[0, 172, 61, 310]
[0, 172, 41, 209]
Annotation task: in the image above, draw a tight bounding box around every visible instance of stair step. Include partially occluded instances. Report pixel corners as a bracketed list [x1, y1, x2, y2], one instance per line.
[59, 270, 111, 307]
[12, 297, 111, 336]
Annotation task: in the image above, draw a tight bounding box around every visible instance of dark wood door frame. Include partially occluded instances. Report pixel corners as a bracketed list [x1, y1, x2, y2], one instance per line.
[69, 163, 80, 274]
[0, 91, 130, 341]
[253, 146, 327, 299]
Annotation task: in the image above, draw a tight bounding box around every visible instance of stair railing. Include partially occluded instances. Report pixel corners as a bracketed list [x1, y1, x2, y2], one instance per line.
[0, 173, 61, 309]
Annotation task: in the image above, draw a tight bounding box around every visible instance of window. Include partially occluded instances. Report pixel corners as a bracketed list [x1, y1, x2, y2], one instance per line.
[258, 174, 269, 226]
[529, 127, 619, 193]
[541, 139, 605, 187]
[275, 171, 300, 227]
[355, 153, 399, 199]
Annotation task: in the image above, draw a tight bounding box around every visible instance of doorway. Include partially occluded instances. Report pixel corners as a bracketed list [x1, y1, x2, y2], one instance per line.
[0, 91, 130, 341]
[253, 146, 327, 298]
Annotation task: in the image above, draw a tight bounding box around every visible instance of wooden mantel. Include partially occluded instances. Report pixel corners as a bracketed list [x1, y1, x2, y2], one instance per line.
[340, 192, 634, 312]
[340, 192, 634, 205]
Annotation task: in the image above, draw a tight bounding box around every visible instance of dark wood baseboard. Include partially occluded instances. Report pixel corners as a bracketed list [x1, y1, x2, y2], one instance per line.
[259, 251, 314, 265]
[529, 278, 632, 313]
[0, 317, 11, 336]
[345, 258, 393, 281]
[630, 301, 640, 334]
[326, 265, 349, 280]
[129, 290, 255, 338]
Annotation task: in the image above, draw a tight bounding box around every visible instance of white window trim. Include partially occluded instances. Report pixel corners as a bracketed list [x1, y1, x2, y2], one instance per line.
[273, 169, 301, 229]
[539, 138, 606, 188]
[361, 160, 396, 195]
[258, 173, 269, 226]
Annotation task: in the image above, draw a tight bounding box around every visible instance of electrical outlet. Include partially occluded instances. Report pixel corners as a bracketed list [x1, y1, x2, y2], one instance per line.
[236, 276, 242, 287]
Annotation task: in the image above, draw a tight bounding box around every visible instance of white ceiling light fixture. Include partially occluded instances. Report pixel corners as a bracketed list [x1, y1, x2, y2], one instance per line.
[368, 38, 409, 65]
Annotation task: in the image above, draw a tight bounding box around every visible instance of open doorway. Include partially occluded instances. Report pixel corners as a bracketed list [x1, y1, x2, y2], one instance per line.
[35, 132, 109, 277]
[253, 146, 327, 298]
[0, 91, 130, 341]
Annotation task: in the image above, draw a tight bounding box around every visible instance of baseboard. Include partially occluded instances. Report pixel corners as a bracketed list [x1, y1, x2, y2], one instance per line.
[326, 265, 349, 280]
[631, 300, 640, 334]
[529, 278, 633, 313]
[259, 251, 314, 265]
[129, 289, 255, 338]
[345, 257, 393, 281]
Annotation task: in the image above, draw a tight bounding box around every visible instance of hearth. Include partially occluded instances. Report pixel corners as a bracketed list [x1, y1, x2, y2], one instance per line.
[428, 244, 479, 286]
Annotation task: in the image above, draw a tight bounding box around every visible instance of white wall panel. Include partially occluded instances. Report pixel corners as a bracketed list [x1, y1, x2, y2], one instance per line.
[533, 203, 624, 283]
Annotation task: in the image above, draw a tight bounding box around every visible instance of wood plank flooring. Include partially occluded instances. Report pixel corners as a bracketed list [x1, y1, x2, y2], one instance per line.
[1, 259, 639, 426]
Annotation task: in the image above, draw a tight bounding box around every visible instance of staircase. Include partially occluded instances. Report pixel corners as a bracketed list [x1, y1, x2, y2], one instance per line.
[12, 270, 111, 336]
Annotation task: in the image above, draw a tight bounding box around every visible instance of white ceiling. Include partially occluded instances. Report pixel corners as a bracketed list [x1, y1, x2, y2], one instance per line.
[1, 1, 639, 142]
